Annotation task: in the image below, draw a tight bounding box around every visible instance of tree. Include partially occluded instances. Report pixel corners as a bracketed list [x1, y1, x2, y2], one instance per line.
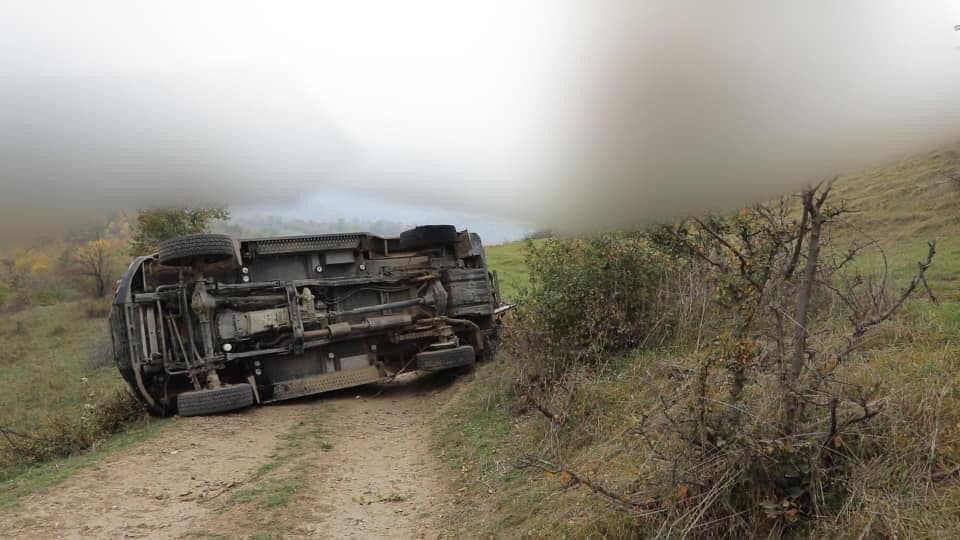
[129, 207, 230, 256]
[73, 231, 110, 298]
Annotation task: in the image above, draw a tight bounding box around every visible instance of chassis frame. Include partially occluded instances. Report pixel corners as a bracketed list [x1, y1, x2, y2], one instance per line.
[109, 226, 508, 416]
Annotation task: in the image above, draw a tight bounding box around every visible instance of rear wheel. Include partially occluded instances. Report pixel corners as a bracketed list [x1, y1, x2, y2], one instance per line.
[176, 384, 254, 416]
[158, 233, 236, 267]
[398, 225, 457, 250]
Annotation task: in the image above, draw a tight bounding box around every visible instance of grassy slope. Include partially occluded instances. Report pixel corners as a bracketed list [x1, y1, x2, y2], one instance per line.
[437, 145, 960, 537]
[0, 302, 125, 433]
[832, 145, 960, 301]
[486, 240, 531, 301]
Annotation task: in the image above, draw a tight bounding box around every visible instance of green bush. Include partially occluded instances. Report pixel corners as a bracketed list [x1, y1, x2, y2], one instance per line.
[518, 232, 682, 361]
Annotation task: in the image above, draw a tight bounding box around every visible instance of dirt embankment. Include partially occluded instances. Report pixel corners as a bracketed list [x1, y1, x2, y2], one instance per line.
[1, 372, 466, 539]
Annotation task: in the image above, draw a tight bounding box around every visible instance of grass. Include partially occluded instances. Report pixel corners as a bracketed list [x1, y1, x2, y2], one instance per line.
[432, 359, 533, 537]
[486, 240, 534, 301]
[0, 300, 127, 435]
[433, 355, 652, 538]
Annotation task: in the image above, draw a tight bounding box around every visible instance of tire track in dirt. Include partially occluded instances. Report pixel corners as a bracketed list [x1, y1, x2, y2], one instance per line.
[268, 373, 462, 539]
[0, 372, 465, 539]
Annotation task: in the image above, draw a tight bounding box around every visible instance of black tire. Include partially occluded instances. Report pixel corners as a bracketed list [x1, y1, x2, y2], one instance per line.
[416, 345, 476, 372]
[176, 384, 254, 416]
[158, 233, 236, 267]
[399, 225, 457, 250]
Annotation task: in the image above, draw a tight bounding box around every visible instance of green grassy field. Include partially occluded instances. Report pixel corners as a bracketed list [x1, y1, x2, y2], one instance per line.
[486, 240, 530, 301]
[0, 302, 126, 435]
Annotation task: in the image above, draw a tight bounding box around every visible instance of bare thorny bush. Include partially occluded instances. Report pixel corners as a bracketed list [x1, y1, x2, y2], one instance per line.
[512, 180, 941, 537]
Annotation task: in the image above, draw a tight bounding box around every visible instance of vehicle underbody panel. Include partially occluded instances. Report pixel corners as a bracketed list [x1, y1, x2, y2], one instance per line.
[109, 226, 507, 416]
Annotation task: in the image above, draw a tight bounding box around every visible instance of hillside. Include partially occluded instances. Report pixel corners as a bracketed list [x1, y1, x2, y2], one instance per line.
[437, 145, 960, 538]
[484, 144, 960, 298]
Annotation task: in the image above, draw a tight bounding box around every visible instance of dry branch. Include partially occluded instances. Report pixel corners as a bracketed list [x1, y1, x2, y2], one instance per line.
[518, 456, 658, 512]
[849, 240, 937, 342]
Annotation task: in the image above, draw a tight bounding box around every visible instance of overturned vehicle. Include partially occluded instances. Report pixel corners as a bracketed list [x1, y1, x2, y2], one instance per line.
[110, 226, 507, 416]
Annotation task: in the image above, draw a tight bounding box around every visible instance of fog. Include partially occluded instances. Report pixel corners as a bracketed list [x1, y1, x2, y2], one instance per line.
[1, 1, 959, 242]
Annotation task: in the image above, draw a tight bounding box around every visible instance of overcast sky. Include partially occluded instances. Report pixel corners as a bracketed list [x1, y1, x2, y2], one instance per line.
[1, 1, 960, 243]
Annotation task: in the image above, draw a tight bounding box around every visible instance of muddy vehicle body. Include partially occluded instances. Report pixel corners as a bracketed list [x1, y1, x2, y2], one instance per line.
[110, 225, 507, 416]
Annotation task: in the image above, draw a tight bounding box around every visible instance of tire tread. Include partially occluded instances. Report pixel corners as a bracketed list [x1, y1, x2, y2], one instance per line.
[177, 384, 254, 416]
[415, 345, 476, 372]
[158, 234, 235, 267]
[398, 225, 457, 250]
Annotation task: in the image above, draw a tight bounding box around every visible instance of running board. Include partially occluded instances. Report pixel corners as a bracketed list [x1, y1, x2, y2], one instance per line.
[264, 366, 383, 403]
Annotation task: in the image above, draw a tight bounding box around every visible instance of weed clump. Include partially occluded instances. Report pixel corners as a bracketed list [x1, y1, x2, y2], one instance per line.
[0, 390, 147, 476]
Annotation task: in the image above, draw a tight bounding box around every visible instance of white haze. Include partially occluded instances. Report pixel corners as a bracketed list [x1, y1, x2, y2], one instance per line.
[1, 1, 959, 241]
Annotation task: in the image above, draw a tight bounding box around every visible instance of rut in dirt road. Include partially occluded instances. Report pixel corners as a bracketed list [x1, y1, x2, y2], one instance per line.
[0, 372, 465, 539]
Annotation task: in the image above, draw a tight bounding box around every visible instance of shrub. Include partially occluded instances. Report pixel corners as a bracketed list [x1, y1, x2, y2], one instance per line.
[513, 232, 706, 377]
[525, 234, 666, 349]
[0, 390, 147, 474]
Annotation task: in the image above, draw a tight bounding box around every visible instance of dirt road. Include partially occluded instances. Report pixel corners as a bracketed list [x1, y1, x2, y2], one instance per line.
[0, 372, 465, 539]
